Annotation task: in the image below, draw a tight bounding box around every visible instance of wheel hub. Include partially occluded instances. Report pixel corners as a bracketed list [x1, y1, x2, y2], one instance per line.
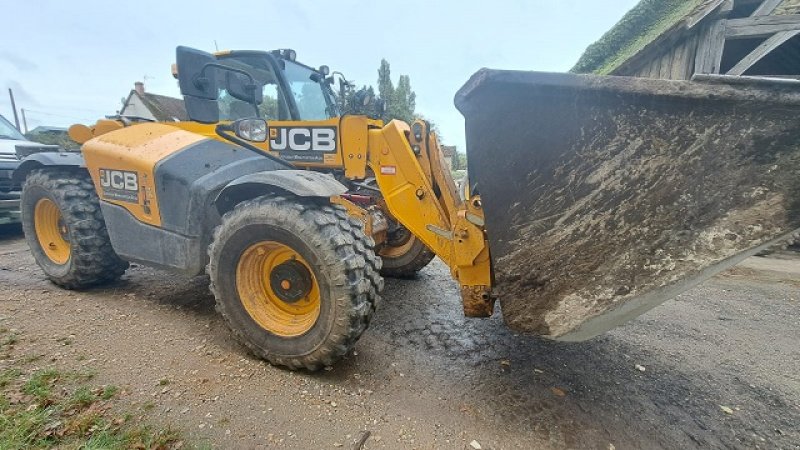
[269, 259, 312, 303]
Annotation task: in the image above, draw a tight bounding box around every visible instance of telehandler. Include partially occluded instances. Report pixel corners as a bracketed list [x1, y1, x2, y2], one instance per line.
[13, 46, 800, 370]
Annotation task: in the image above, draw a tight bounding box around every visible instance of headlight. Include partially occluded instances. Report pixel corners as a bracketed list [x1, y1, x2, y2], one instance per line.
[234, 119, 268, 142]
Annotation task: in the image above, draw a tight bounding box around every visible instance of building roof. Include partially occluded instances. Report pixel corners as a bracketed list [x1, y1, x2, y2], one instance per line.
[573, 0, 711, 74]
[122, 89, 189, 122]
[574, 0, 800, 75]
[137, 91, 189, 121]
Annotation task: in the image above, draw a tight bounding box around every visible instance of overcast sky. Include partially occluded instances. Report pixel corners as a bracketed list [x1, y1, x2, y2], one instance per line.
[0, 0, 638, 151]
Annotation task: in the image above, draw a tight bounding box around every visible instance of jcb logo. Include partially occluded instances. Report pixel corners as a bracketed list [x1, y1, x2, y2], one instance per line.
[99, 169, 139, 203]
[270, 127, 337, 153]
[99, 169, 138, 191]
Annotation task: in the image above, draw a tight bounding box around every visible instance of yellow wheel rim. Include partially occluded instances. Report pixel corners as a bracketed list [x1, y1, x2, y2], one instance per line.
[34, 198, 71, 265]
[379, 234, 416, 258]
[236, 241, 321, 337]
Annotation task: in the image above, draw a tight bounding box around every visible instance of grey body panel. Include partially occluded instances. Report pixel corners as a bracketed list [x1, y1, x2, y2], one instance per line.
[153, 139, 287, 237]
[100, 202, 207, 275]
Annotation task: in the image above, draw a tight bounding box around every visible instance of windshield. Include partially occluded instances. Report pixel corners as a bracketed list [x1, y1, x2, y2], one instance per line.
[216, 54, 337, 122]
[215, 55, 290, 122]
[0, 115, 25, 141]
[282, 60, 337, 120]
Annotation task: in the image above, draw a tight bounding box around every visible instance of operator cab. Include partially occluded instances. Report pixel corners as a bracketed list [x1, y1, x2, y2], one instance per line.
[174, 46, 338, 125]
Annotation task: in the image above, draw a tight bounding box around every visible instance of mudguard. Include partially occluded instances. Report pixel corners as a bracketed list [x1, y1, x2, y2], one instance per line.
[13, 152, 85, 183]
[215, 170, 347, 213]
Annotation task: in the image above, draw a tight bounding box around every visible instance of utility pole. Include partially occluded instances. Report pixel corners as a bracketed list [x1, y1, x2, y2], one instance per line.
[8, 88, 20, 131]
[20, 109, 28, 134]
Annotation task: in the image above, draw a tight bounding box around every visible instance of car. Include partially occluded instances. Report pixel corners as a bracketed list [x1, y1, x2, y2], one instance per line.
[0, 114, 57, 224]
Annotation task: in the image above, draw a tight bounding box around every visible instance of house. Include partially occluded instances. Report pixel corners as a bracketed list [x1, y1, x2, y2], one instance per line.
[573, 0, 800, 80]
[119, 82, 188, 122]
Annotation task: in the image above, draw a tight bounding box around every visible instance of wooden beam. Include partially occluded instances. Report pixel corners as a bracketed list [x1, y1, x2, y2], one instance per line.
[659, 50, 673, 79]
[684, 34, 700, 80]
[727, 30, 800, 75]
[726, 14, 800, 38]
[687, 0, 731, 28]
[695, 20, 727, 74]
[648, 55, 661, 78]
[670, 39, 689, 80]
[752, 0, 785, 16]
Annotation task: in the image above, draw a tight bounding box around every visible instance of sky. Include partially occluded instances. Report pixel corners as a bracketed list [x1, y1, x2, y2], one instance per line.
[0, 0, 639, 152]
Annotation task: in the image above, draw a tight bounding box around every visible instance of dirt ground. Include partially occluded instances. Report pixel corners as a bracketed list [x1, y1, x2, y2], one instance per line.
[1, 222, 798, 450]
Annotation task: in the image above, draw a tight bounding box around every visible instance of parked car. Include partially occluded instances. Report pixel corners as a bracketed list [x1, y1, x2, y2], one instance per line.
[0, 114, 57, 224]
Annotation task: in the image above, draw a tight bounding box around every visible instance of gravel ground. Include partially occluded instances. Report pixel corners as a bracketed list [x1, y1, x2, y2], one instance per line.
[1, 222, 798, 449]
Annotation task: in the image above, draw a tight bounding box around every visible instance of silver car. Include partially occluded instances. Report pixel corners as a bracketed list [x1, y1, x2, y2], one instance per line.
[0, 114, 57, 224]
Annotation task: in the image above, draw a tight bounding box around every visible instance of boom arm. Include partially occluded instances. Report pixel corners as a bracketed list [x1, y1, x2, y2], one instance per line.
[367, 119, 494, 316]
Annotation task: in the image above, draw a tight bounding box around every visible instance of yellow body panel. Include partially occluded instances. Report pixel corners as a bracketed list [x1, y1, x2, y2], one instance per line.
[81, 123, 206, 226]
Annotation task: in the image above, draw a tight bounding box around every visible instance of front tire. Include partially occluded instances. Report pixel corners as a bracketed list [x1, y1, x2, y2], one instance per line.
[208, 196, 383, 371]
[20, 169, 128, 289]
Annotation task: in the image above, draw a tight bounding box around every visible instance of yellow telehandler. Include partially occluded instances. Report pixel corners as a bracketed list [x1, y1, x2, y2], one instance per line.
[13, 46, 800, 370]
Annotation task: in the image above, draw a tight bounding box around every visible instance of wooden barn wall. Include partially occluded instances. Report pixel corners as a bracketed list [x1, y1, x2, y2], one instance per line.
[618, 31, 702, 80]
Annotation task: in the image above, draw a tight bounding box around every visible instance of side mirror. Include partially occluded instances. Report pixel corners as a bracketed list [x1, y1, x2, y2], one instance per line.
[176, 46, 218, 100]
[226, 72, 263, 105]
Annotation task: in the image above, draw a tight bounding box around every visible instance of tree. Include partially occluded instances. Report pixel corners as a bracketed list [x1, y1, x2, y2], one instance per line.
[337, 59, 418, 125]
[377, 59, 394, 106]
[453, 151, 467, 171]
[390, 75, 416, 124]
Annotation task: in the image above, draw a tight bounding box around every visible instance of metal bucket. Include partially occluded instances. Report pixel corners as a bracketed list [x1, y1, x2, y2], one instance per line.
[455, 70, 800, 340]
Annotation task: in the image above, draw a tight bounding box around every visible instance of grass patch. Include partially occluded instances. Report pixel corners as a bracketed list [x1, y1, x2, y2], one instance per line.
[0, 331, 191, 449]
[1, 368, 188, 449]
[0, 368, 21, 387]
[101, 385, 119, 400]
[22, 368, 61, 400]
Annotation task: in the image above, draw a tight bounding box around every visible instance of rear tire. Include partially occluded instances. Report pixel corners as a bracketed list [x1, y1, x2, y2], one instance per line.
[379, 230, 435, 278]
[20, 169, 128, 289]
[208, 196, 383, 371]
